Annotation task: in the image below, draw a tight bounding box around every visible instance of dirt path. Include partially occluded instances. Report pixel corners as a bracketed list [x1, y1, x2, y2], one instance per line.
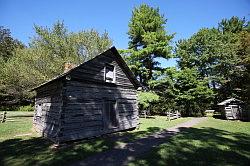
[71, 117, 207, 166]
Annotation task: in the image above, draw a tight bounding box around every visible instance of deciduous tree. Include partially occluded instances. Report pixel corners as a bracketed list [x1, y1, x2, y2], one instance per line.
[0, 21, 112, 106]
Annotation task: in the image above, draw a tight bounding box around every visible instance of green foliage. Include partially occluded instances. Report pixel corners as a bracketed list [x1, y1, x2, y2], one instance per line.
[175, 68, 214, 116]
[236, 30, 250, 106]
[0, 26, 25, 61]
[124, 4, 174, 86]
[31, 21, 112, 63]
[149, 16, 250, 116]
[0, 22, 112, 106]
[151, 67, 214, 116]
[17, 105, 34, 112]
[176, 16, 250, 105]
[138, 91, 159, 110]
[218, 16, 249, 33]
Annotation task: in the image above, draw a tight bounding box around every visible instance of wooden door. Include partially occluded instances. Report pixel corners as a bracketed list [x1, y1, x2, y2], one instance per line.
[103, 100, 118, 130]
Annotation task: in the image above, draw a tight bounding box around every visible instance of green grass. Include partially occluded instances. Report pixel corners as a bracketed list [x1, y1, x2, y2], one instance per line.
[1, 111, 34, 117]
[138, 116, 191, 132]
[122, 116, 191, 140]
[0, 112, 189, 166]
[0, 117, 34, 140]
[0, 111, 34, 140]
[128, 117, 250, 166]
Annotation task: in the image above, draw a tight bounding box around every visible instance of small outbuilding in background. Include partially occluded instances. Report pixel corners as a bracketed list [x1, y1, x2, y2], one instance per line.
[217, 98, 248, 120]
[31, 47, 141, 143]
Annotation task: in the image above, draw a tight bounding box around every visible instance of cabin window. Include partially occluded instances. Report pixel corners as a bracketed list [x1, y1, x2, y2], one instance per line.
[104, 64, 115, 83]
[104, 100, 118, 128]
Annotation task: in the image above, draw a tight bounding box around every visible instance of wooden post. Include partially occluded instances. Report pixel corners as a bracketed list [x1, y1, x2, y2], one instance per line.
[1, 111, 7, 123]
[168, 111, 170, 121]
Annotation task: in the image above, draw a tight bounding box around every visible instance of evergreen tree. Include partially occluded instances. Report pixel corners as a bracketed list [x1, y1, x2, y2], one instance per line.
[126, 4, 174, 86]
[0, 26, 24, 61]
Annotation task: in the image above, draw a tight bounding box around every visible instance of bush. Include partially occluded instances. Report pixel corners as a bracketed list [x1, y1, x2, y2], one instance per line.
[138, 91, 159, 111]
[0, 106, 17, 112]
[17, 105, 34, 112]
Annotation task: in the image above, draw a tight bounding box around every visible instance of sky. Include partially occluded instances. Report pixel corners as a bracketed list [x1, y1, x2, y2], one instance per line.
[0, 0, 249, 67]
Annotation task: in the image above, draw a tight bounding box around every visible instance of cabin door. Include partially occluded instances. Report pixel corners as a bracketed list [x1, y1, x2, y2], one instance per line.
[103, 100, 118, 130]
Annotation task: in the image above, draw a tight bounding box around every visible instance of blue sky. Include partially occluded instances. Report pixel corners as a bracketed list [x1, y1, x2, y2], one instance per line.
[0, 0, 249, 67]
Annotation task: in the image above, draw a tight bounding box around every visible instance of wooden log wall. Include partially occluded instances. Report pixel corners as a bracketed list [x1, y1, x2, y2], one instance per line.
[59, 83, 138, 142]
[33, 80, 63, 142]
[58, 52, 139, 142]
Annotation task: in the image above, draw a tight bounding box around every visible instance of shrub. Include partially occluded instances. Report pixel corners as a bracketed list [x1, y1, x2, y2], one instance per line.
[17, 105, 34, 112]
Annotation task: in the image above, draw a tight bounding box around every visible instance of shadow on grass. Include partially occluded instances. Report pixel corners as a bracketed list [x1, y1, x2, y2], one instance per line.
[107, 127, 162, 142]
[0, 136, 117, 166]
[0, 125, 163, 166]
[4, 119, 249, 166]
[129, 127, 250, 166]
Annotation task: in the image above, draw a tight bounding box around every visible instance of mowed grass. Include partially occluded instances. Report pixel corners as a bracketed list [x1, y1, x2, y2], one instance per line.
[0, 111, 34, 140]
[0, 112, 189, 166]
[138, 116, 191, 132]
[128, 117, 250, 166]
[124, 116, 191, 139]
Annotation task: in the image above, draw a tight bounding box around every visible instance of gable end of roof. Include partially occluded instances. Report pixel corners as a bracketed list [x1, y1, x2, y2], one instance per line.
[31, 46, 141, 91]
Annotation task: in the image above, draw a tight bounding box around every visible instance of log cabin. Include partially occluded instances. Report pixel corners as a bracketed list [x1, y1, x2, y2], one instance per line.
[32, 47, 141, 143]
[217, 98, 247, 120]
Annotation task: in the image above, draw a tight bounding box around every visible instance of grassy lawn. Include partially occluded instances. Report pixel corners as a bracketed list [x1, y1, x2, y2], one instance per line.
[128, 117, 250, 166]
[119, 116, 191, 140]
[0, 112, 34, 141]
[0, 112, 189, 166]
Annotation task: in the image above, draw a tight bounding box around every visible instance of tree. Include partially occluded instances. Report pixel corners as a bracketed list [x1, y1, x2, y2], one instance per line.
[236, 29, 250, 106]
[150, 67, 214, 116]
[0, 21, 113, 106]
[176, 16, 250, 105]
[138, 91, 159, 113]
[149, 67, 178, 114]
[176, 28, 241, 102]
[174, 68, 214, 116]
[218, 16, 249, 33]
[125, 4, 174, 86]
[0, 26, 24, 61]
[31, 21, 112, 66]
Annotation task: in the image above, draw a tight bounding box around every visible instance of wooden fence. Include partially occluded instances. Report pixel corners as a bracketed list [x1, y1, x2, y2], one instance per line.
[140, 110, 181, 121]
[166, 111, 181, 121]
[0, 111, 7, 123]
[140, 110, 150, 119]
[0, 112, 34, 123]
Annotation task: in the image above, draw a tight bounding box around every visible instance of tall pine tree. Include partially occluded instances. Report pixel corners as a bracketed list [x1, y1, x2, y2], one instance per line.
[126, 4, 174, 87]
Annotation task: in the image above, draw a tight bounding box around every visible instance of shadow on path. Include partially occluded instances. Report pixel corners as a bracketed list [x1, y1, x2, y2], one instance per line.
[0, 118, 184, 166]
[71, 118, 207, 166]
